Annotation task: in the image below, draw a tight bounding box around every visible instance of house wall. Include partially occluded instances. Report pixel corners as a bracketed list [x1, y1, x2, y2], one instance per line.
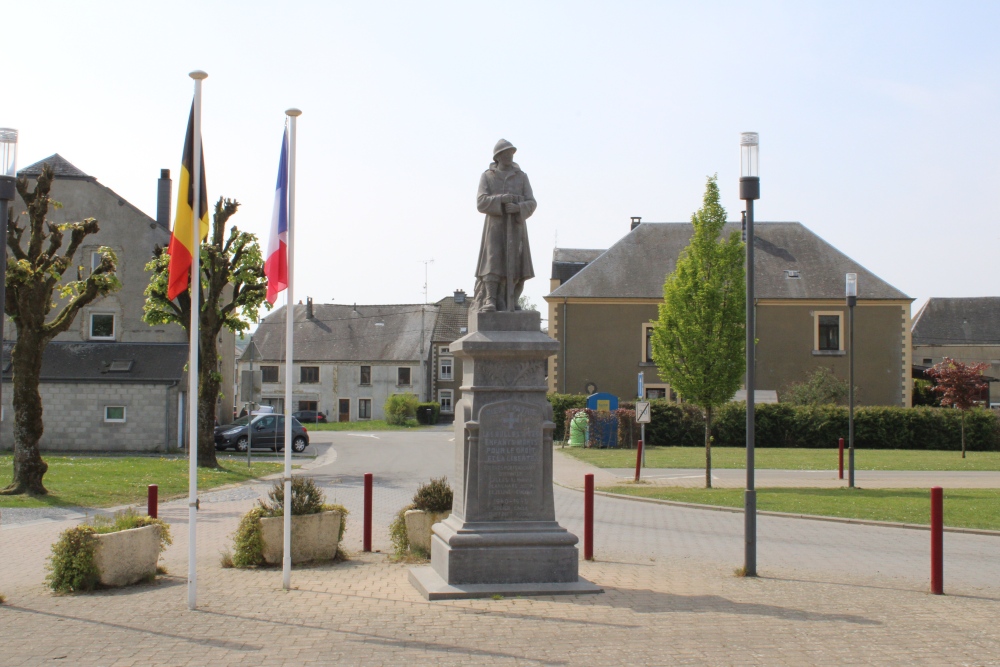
[239, 360, 423, 421]
[431, 343, 464, 422]
[0, 381, 181, 452]
[913, 343, 1000, 404]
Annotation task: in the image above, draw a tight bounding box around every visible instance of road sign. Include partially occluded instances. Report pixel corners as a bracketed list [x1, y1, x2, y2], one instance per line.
[636, 401, 651, 424]
[637, 372, 644, 399]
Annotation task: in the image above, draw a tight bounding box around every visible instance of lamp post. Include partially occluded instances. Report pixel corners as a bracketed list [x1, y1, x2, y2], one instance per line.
[0, 128, 17, 438]
[740, 131, 760, 576]
[846, 272, 857, 488]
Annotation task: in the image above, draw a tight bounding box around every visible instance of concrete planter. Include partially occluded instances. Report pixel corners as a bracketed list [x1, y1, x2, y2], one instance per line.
[92, 524, 162, 587]
[404, 509, 449, 554]
[259, 510, 342, 565]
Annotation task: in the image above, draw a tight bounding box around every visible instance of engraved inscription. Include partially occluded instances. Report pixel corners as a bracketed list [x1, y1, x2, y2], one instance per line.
[478, 401, 543, 521]
[477, 360, 545, 388]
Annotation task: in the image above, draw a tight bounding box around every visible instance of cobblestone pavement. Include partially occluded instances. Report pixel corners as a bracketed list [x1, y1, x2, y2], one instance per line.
[1, 432, 999, 665]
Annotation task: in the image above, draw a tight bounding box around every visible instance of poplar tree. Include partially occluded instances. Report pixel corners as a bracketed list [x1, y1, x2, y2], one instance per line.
[650, 175, 745, 488]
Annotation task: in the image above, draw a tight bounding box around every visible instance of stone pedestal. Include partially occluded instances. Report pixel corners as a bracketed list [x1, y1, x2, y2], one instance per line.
[409, 310, 602, 600]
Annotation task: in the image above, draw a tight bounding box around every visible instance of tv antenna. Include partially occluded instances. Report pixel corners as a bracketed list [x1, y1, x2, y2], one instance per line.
[419, 258, 434, 303]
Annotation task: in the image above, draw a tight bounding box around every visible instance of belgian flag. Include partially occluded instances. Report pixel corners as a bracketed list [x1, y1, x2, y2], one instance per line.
[166, 103, 209, 300]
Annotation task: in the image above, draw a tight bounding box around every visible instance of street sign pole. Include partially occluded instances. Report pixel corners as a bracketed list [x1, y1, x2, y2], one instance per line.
[635, 400, 651, 467]
[637, 372, 645, 466]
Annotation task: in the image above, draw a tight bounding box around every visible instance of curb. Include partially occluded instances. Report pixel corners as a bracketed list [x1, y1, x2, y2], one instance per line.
[554, 480, 1000, 537]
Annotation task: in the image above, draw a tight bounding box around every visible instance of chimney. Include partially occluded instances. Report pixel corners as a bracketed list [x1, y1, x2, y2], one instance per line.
[630, 216, 642, 230]
[454, 289, 466, 303]
[306, 297, 314, 319]
[156, 169, 171, 228]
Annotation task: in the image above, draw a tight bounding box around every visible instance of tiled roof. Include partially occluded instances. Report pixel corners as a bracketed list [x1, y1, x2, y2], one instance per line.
[432, 293, 471, 344]
[551, 248, 606, 282]
[547, 222, 910, 301]
[246, 303, 438, 363]
[18, 154, 95, 181]
[2, 342, 187, 382]
[912, 297, 1000, 346]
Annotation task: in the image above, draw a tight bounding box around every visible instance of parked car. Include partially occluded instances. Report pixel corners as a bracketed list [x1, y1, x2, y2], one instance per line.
[292, 410, 327, 424]
[215, 414, 309, 453]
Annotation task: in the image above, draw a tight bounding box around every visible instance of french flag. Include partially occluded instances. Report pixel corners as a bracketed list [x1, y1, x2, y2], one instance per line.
[264, 128, 289, 305]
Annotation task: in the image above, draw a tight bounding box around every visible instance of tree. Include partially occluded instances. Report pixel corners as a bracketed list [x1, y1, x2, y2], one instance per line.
[1, 165, 121, 495]
[143, 198, 268, 468]
[781, 367, 851, 406]
[517, 295, 538, 312]
[926, 357, 988, 458]
[650, 175, 745, 488]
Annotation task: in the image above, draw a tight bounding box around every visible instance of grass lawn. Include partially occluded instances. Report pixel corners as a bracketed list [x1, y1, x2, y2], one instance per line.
[306, 419, 426, 432]
[563, 446, 1000, 472]
[601, 485, 1000, 531]
[0, 455, 285, 510]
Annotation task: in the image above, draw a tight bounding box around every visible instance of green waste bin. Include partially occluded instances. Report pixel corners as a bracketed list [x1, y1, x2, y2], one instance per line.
[568, 411, 588, 447]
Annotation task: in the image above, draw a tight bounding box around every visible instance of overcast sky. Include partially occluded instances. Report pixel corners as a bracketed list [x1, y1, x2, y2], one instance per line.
[6, 1, 998, 324]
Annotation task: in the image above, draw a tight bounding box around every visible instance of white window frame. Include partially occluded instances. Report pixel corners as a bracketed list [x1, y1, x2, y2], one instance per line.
[644, 384, 670, 401]
[814, 311, 844, 352]
[89, 313, 116, 340]
[439, 346, 450, 355]
[439, 355, 454, 381]
[104, 405, 126, 423]
[438, 389, 454, 414]
[641, 323, 655, 363]
[358, 398, 372, 420]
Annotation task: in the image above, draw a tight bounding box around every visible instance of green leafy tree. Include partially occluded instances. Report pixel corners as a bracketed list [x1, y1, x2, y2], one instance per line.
[926, 357, 989, 458]
[143, 198, 268, 468]
[1, 166, 121, 495]
[781, 367, 851, 406]
[650, 175, 745, 488]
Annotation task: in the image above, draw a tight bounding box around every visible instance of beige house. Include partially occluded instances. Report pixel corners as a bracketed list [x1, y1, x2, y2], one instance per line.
[545, 220, 913, 406]
[430, 290, 471, 422]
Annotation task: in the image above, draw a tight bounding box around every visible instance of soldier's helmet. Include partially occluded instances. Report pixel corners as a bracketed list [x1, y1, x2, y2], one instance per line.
[493, 139, 516, 158]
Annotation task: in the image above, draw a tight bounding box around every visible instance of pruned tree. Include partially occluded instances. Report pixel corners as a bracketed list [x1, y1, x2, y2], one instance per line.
[650, 175, 745, 488]
[926, 357, 989, 458]
[1, 165, 121, 495]
[143, 198, 268, 468]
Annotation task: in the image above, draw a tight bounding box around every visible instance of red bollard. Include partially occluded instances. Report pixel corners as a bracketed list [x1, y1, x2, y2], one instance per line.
[147, 484, 158, 518]
[634, 439, 644, 482]
[363, 473, 373, 552]
[838, 438, 844, 480]
[931, 486, 943, 595]
[584, 473, 594, 561]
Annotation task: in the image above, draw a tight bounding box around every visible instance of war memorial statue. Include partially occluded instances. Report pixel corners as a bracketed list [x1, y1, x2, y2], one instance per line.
[409, 141, 601, 599]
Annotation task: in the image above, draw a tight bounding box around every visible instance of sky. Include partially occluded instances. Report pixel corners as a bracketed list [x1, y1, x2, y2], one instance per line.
[5, 1, 999, 327]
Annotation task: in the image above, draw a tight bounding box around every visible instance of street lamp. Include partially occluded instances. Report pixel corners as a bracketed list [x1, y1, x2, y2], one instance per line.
[0, 129, 17, 439]
[846, 272, 857, 488]
[740, 131, 759, 577]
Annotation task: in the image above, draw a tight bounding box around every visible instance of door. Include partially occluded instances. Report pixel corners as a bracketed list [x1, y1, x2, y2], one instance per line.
[339, 399, 350, 422]
[253, 415, 277, 450]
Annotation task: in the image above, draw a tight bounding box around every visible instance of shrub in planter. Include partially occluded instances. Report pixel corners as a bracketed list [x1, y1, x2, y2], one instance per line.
[391, 477, 453, 558]
[47, 509, 172, 593]
[230, 477, 348, 567]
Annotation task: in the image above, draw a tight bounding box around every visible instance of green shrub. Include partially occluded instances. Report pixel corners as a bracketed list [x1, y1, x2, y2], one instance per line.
[261, 477, 326, 516]
[231, 506, 267, 567]
[412, 477, 453, 513]
[780, 367, 851, 406]
[416, 402, 441, 425]
[389, 505, 413, 557]
[47, 509, 172, 593]
[385, 393, 420, 425]
[548, 393, 587, 440]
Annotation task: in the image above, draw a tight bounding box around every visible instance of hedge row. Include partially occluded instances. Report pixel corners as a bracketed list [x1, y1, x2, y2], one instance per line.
[546, 394, 1000, 451]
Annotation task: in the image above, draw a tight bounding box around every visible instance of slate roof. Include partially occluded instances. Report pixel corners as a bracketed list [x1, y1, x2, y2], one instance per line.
[547, 222, 909, 301]
[912, 297, 1000, 346]
[18, 154, 96, 181]
[246, 303, 438, 363]
[551, 248, 606, 283]
[2, 342, 187, 383]
[432, 292, 471, 344]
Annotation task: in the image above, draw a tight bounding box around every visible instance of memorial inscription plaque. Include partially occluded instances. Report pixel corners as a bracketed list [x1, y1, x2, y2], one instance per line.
[478, 401, 543, 521]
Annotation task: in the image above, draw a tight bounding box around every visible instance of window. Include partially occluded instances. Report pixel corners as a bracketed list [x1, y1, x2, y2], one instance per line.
[439, 389, 454, 413]
[90, 313, 115, 340]
[398, 367, 411, 385]
[439, 356, 453, 381]
[922, 358, 933, 365]
[814, 312, 843, 352]
[645, 387, 667, 399]
[358, 398, 372, 419]
[439, 346, 450, 355]
[300, 366, 319, 383]
[91, 251, 103, 272]
[360, 365, 371, 385]
[641, 323, 655, 362]
[104, 406, 126, 423]
[298, 400, 317, 412]
[261, 366, 279, 383]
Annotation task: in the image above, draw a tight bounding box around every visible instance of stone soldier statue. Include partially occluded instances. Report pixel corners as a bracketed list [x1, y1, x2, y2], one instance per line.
[473, 139, 537, 312]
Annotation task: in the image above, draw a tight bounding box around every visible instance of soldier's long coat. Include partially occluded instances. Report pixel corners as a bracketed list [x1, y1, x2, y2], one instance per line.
[475, 162, 537, 284]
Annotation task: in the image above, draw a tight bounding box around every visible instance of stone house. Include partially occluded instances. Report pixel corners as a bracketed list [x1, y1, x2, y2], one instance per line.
[241, 300, 437, 422]
[0, 155, 238, 451]
[430, 290, 471, 422]
[911, 297, 1000, 404]
[544, 219, 913, 406]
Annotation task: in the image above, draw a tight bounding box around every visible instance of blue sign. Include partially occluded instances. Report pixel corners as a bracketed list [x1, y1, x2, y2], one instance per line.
[637, 372, 644, 399]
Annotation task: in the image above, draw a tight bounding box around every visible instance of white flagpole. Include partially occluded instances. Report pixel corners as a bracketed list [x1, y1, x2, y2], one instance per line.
[187, 69, 208, 611]
[282, 108, 301, 591]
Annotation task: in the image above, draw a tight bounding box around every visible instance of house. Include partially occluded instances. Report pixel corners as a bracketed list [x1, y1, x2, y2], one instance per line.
[240, 300, 437, 422]
[430, 290, 471, 422]
[545, 219, 914, 406]
[0, 155, 220, 451]
[911, 297, 1000, 404]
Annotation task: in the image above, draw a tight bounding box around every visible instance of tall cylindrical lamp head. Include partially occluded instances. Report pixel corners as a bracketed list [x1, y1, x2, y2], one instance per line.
[846, 272, 858, 307]
[0, 127, 17, 202]
[740, 131, 760, 201]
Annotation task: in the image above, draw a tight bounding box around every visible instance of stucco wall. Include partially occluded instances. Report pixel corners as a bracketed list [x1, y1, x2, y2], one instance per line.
[0, 381, 181, 452]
